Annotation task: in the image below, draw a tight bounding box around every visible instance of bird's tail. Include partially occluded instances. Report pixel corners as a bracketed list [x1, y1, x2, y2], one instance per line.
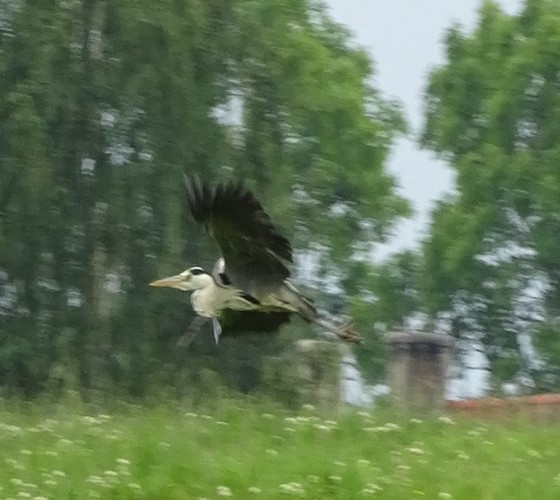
[279, 282, 362, 344]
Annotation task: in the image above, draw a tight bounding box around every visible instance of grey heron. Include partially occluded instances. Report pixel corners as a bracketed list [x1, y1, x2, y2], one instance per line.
[150, 175, 362, 347]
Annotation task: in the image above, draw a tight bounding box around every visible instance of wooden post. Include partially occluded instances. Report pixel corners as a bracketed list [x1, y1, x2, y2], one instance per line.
[387, 330, 453, 413]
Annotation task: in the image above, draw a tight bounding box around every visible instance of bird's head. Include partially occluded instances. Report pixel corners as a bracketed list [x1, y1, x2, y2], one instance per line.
[149, 267, 212, 291]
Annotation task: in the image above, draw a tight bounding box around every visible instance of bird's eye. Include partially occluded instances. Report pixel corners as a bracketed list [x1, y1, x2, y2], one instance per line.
[190, 268, 205, 276]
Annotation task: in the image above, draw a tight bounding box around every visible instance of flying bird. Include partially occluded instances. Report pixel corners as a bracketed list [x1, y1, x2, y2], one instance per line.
[150, 175, 362, 347]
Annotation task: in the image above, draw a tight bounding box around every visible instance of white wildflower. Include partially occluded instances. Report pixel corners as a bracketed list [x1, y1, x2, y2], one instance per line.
[279, 482, 305, 495]
[313, 424, 330, 432]
[437, 416, 455, 425]
[86, 476, 105, 486]
[216, 485, 232, 496]
[81, 416, 100, 425]
[6, 459, 24, 470]
[384, 423, 401, 431]
[2, 424, 23, 435]
[407, 447, 425, 455]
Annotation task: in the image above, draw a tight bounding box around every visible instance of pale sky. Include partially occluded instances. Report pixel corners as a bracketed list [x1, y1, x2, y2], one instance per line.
[326, 0, 522, 260]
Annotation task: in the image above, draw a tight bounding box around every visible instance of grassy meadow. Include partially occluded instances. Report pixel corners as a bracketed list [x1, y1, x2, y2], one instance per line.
[1, 398, 560, 499]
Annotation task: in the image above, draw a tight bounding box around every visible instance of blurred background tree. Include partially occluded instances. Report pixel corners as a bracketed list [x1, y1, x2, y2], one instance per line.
[419, 0, 560, 393]
[4, 0, 560, 401]
[0, 0, 408, 399]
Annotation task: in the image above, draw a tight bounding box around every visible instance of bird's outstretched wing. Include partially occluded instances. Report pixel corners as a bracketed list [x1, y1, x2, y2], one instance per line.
[184, 174, 292, 292]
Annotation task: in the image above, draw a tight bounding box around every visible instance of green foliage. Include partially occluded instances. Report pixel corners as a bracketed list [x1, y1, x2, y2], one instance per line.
[348, 253, 423, 383]
[420, 0, 560, 389]
[0, 0, 406, 396]
[2, 402, 560, 498]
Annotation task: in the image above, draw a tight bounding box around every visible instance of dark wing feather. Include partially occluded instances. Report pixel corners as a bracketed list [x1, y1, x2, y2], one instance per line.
[184, 174, 292, 291]
[219, 309, 291, 335]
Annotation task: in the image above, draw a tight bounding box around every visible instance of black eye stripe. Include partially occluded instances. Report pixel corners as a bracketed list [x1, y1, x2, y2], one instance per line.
[190, 268, 205, 276]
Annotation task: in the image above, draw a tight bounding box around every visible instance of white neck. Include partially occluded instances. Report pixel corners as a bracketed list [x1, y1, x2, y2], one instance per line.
[188, 273, 215, 291]
[190, 280, 220, 317]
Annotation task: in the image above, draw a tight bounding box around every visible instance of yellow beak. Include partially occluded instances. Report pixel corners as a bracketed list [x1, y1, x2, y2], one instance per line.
[149, 274, 184, 288]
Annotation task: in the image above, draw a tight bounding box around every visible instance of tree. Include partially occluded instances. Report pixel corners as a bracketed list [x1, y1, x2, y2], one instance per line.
[347, 252, 423, 382]
[0, 0, 237, 395]
[0, 0, 408, 397]
[420, 0, 560, 391]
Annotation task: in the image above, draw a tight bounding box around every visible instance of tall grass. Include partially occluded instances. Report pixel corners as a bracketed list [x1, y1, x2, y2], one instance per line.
[0, 397, 559, 499]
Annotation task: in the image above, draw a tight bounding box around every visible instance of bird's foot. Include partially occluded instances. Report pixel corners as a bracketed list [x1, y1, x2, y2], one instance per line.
[335, 321, 362, 344]
[315, 317, 363, 344]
